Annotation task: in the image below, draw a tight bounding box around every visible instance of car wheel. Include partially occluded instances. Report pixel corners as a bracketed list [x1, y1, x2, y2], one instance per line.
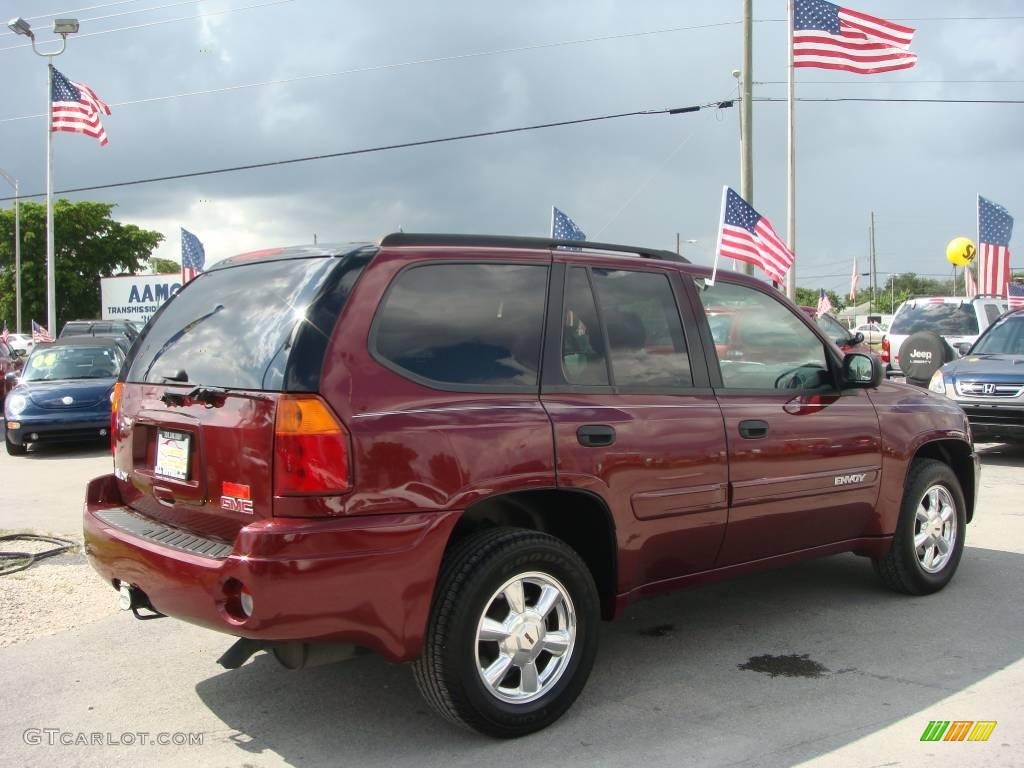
[5, 434, 27, 456]
[873, 458, 966, 595]
[413, 527, 600, 738]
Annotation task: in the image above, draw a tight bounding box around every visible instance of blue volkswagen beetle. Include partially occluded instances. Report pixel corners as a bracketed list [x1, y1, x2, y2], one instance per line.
[4, 337, 127, 455]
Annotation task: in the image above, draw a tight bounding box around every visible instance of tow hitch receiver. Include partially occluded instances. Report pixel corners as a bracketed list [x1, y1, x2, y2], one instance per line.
[117, 581, 165, 621]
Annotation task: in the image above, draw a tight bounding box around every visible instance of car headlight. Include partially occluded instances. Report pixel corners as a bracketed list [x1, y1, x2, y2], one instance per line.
[6, 393, 27, 414]
[929, 370, 946, 394]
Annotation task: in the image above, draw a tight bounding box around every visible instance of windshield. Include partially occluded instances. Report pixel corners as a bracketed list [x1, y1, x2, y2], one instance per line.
[23, 345, 124, 381]
[972, 315, 1024, 355]
[890, 303, 979, 336]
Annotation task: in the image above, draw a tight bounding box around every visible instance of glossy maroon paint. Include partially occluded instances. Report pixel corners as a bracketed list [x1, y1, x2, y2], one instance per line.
[84, 242, 978, 663]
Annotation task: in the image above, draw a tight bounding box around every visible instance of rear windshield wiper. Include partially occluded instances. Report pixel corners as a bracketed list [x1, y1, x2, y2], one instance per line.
[160, 385, 271, 408]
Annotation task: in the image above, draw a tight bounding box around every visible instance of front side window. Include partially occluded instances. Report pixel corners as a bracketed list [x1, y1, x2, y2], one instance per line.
[973, 315, 1024, 355]
[590, 269, 692, 388]
[698, 281, 830, 390]
[374, 263, 548, 389]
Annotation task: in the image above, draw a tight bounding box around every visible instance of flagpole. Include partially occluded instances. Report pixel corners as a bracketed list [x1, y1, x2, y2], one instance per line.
[976, 193, 982, 295]
[785, 0, 796, 299]
[45, 59, 57, 335]
[709, 186, 728, 287]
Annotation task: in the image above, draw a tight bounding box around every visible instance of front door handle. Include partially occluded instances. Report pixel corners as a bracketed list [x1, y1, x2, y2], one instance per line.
[738, 419, 769, 439]
[577, 424, 616, 447]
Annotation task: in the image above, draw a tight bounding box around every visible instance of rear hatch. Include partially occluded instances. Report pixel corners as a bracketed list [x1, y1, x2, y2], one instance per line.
[113, 245, 374, 541]
[887, 299, 980, 371]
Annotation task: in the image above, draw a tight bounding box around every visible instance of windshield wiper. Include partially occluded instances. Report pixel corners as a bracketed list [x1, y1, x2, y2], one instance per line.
[160, 385, 270, 408]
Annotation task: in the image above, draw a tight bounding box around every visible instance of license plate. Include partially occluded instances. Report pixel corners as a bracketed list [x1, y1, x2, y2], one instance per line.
[155, 429, 191, 480]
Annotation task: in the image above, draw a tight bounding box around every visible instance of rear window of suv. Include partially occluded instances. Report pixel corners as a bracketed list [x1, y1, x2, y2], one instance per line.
[126, 257, 351, 390]
[890, 303, 979, 336]
[372, 263, 548, 390]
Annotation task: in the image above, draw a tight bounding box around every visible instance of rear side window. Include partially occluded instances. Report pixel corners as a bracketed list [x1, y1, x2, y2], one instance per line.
[590, 269, 692, 388]
[127, 257, 347, 390]
[373, 263, 548, 389]
[983, 303, 1002, 325]
[890, 303, 979, 336]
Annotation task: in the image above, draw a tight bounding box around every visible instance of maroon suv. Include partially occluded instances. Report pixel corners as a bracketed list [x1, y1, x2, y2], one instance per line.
[84, 234, 978, 737]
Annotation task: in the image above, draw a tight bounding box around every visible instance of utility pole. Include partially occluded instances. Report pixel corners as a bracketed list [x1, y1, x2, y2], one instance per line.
[0, 168, 20, 332]
[869, 212, 878, 313]
[738, 0, 754, 276]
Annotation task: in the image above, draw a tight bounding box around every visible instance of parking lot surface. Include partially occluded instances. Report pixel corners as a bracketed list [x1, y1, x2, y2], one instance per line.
[1, 437, 1022, 767]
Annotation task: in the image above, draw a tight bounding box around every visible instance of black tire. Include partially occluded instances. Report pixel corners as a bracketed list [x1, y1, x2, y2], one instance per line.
[873, 459, 966, 595]
[5, 434, 26, 456]
[413, 527, 600, 738]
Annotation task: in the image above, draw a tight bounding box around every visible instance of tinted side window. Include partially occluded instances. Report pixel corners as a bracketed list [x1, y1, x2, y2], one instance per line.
[562, 267, 610, 386]
[374, 263, 548, 389]
[983, 304, 1002, 324]
[698, 281, 830, 390]
[591, 269, 692, 388]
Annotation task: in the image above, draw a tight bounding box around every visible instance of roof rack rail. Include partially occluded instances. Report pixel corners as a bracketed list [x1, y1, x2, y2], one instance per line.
[378, 232, 690, 264]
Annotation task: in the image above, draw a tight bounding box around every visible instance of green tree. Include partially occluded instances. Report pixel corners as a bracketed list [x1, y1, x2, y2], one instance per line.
[795, 287, 843, 313]
[0, 200, 163, 330]
[879, 272, 956, 314]
[149, 257, 181, 274]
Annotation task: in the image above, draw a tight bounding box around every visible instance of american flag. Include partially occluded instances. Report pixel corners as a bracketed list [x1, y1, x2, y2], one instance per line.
[965, 266, 977, 299]
[716, 187, 794, 284]
[32, 320, 54, 343]
[849, 256, 858, 300]
[51, 68, 111, 146]
[181, 228, 206, 284]
[793, 0, 917, 75]
[1008, 283, 1024, 311]
[551, 206, 586, 251]
[1, 325, 9, 346]
[978, 195, 1013, 297]
[816, 288, 833, 317]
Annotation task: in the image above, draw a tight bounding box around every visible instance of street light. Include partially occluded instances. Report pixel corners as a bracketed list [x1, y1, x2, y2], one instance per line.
[0, 168, 21, 333]
[7, 15, 79, 336]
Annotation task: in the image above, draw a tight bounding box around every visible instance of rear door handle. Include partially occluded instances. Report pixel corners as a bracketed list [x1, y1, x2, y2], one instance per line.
[738, 419, 769, 439]
[577, 425, 616, 447]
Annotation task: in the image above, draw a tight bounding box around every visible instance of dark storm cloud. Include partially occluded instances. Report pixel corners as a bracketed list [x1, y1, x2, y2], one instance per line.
[0, 0, 1020, 287]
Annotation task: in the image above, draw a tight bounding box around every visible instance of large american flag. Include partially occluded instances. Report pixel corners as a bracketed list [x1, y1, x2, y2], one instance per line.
[181, 228, 206, 284]
[717, 187, 794, 284]
[793, 0, 917, 74]
[1008, 284, 1024, 312]
[32, 320, 54, 343]
[51, 68, 111, 146]
[978, 195, 1013, 297]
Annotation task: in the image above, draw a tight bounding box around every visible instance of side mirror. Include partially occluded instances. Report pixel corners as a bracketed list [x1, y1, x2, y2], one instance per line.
[954, 342, 972, 356]
[842, 352, 883, 388]
[4, 371, 18, 386]
[850, 331, 865, 346]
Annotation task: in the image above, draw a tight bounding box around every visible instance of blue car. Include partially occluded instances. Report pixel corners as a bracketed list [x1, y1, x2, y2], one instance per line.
[4, 337, 126, 455]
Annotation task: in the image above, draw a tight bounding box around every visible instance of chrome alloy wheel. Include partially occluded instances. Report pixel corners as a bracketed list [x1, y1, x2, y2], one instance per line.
[474, 571, 577, 704]
[914, 484, 958, 574]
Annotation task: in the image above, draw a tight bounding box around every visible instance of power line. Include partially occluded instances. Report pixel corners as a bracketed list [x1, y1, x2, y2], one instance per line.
[0, 100, 733, 202]
[756, 97, 1024, 104]
[0, 0, 294, 52]
[5, 0, 188, 37]
[25, 0, 145, 22]
[0, 20, 742, 122]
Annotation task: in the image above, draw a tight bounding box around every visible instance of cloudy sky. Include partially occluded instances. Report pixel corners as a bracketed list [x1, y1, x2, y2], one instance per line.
[1, 0, 1021, 296]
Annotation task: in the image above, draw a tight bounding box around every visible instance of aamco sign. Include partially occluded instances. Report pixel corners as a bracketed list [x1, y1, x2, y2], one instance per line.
[101, 274, 182, 323]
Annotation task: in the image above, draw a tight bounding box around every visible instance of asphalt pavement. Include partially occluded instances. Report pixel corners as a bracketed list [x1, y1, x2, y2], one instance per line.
[1, 436, 1022, 767]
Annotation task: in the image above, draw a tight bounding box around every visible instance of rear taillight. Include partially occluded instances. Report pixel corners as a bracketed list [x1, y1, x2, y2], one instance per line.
[273, 395, 351, 495]
[110, 382, 124, 456]
[881, 337, 890, 364]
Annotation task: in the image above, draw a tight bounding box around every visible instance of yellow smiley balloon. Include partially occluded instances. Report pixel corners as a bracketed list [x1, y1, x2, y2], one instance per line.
[946, 237, 977, 266]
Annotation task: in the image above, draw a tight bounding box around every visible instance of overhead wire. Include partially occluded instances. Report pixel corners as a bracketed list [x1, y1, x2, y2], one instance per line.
[4, 0, 195, 37]
[0, 20, 742, 121]
[24, 0, 146, 22]
[0, 100, 734, 202]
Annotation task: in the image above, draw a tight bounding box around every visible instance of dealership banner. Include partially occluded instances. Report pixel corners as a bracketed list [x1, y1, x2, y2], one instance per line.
[100, 274, 182, 323]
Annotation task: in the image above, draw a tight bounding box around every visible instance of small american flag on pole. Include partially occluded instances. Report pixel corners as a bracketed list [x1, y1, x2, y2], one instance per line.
[978, 195, 1013, 297]
[816, 288, 833, 317]
[181, 228, 206, 284]
[716, 187, 794, 284]
[32, 320, 54, 343]
[51, 68, 111, 146]
[1008, 284, 1024, 312]
[551, 206, 586, 252]
[793, 0, 917, 75]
